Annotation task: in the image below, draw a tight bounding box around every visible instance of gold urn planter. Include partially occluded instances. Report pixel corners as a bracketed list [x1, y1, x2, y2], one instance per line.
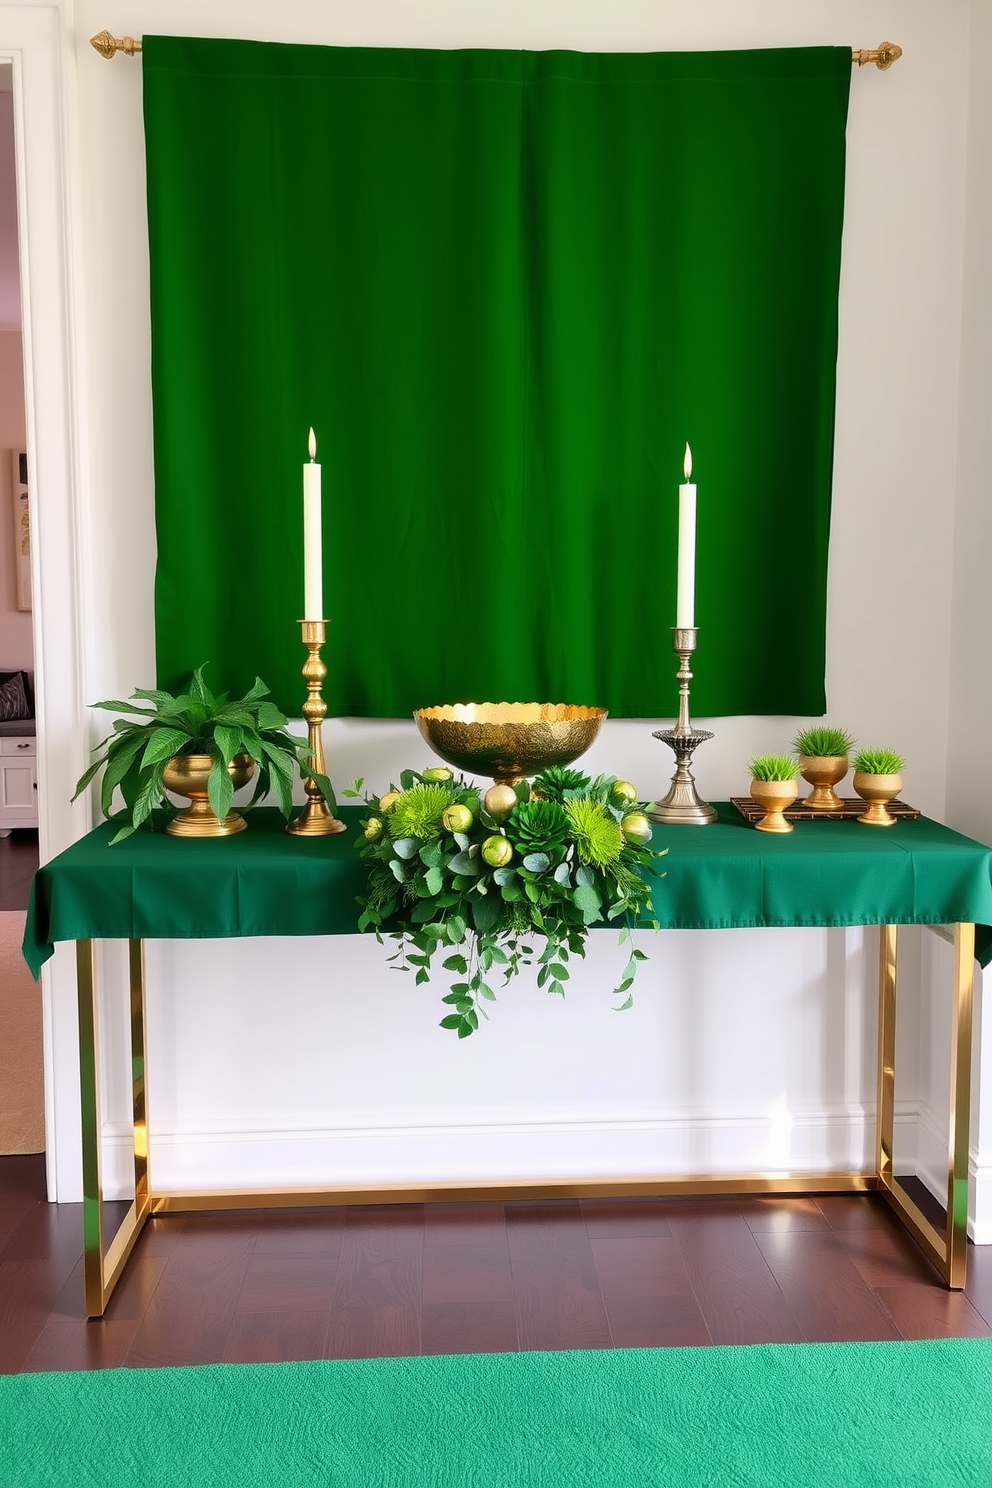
[798, 753, 848, 811]
[163, 752, 255, 837]
[750, 777, 798, 834]
[853, 771, 902, 827]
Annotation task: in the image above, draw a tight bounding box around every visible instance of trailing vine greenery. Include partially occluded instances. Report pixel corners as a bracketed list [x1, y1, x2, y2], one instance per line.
[348, 765, 666, 1038]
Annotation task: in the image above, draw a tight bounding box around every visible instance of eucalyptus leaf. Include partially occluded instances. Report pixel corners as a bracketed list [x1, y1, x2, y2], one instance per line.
[446, 915, 467, 944]
[393, 837, 419, 860]
[523, 853, 551, 874]
[471, 895, 501, 934]
[573, 884, 602, 922]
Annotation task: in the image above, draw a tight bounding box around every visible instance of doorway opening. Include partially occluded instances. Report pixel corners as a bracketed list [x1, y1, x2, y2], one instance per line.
[0, 58, 42, 1158]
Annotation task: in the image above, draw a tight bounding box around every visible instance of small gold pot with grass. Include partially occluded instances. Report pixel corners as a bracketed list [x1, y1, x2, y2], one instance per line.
[793, 725, 855, 811]
[748, 754, 800, 833]
[852, 747, 905, 827]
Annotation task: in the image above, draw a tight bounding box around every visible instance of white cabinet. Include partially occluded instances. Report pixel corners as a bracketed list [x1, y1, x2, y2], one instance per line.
[0, 736, 38, 833]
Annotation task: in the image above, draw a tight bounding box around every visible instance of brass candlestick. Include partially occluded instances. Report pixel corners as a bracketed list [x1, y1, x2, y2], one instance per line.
[286, 620, 346, 836]
[648, 627, 717, 826]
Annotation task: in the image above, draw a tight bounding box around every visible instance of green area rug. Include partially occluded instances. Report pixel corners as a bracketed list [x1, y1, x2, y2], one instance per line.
[3, 1339, 990, 1487]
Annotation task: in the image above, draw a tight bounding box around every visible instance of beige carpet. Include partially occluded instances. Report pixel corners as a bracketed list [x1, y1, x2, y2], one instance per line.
[0, 910, 45, 1153]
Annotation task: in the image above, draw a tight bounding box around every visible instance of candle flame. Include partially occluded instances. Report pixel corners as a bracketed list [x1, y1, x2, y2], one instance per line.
[308, 427, 317, 462]
[683, 444, 692, 482]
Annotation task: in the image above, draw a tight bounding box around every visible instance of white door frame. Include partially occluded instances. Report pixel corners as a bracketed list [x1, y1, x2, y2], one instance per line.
[2, 0, 92, 1199]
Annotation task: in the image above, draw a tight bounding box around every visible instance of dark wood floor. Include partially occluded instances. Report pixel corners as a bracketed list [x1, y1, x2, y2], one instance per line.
[2, 1154, 990, 1374]
[0, 828, 38, 913]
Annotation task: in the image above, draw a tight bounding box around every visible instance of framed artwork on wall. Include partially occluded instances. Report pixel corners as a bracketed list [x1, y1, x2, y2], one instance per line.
[10, 450, 30, 611]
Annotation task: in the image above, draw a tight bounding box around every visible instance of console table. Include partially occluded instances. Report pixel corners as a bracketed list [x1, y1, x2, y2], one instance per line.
[24, 804, 992, 1313]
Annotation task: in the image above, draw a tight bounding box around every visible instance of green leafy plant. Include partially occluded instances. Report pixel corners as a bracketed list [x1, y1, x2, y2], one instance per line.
[853, 747, 905, 775]
[72, 664, 334, 842]
[348, 766, 667, 1038]
[793, 725, 856, 758]
[748, 754, 801, 781]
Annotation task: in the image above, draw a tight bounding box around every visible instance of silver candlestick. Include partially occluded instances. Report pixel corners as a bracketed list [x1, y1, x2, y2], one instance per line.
[648, 626, 717, 825]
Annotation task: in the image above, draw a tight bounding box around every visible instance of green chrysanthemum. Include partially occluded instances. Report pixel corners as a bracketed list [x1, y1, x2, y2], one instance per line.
[532, 765, 591, 802]
[506, 799, 570, 857]
[387, 782, 458, 840]
[564, 796, 624, 866]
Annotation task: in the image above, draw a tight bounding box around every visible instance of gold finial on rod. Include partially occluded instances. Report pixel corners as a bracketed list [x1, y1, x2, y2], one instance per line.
[90, 30, 143, 59]
[852, 41, 903, 70]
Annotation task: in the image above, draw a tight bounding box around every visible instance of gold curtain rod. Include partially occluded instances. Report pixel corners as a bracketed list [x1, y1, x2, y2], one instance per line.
[90, 31, 903, 69]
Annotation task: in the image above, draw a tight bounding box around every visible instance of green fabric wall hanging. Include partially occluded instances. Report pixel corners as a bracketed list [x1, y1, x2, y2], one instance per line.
[143, 40, 850, 719]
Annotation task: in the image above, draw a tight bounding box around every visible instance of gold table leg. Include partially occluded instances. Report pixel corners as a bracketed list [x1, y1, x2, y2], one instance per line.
[78, 939, 152, 1317]
[77, 922, 974, 1311]
[875, 923, 975, 1289]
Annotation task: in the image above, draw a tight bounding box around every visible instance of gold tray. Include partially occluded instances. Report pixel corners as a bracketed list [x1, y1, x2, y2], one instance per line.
[731, 796, 920, 824]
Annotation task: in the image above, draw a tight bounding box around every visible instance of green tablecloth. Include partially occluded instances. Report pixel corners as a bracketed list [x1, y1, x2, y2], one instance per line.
[23, 803, 992, 978]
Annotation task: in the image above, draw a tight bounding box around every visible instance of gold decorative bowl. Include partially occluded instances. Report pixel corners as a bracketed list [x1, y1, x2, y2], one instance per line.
[414, 702, 607, 783]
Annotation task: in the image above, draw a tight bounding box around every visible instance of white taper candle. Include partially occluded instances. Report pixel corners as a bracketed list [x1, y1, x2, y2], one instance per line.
[676, 443, 696, 629]
[303, 427, 322, 621]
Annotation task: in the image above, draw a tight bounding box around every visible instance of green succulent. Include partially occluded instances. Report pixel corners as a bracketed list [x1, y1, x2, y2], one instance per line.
[505, 799, 570, 859]
[532, 765, 591, 801]
[748, 753, 801, 782]
[564, 796, 625, 865]
[853, 747, 905, 775]
[793, 725, 855, 758]
[386, 782, 459, 841]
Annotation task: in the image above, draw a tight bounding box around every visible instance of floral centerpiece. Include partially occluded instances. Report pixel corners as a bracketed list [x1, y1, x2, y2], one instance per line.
[350, 766, 666, 1037]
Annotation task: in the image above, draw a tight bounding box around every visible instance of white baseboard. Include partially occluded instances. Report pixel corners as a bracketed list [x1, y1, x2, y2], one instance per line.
[94, 1101, 991, 1243]
[97, 1101, 884, 1196]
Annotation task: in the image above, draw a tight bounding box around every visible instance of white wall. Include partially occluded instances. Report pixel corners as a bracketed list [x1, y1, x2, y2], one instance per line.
[71, 0, 969, 815]
[948, 0, 992, 847]
[946, 0, 992, 1239]
[4, 0, 990, 1236]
